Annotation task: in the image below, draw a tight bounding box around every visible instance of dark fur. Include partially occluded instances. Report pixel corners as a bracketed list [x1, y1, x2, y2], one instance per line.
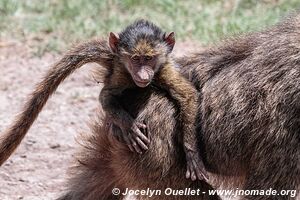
[118, 19, 166, 51]
[59, 14, 300, 200]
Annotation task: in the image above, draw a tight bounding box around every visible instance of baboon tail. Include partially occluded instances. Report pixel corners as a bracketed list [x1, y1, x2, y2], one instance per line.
[0, 39, 113, 166]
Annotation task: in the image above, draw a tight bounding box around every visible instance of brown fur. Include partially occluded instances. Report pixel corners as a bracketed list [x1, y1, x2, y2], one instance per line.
[1, 13, 300, 200]
[178, 13, 300, 199]
[59, 87, 219, 200]
[0, 20, 211, 198]
[59, 14, 300, 200]
[134, 39, 157, 55]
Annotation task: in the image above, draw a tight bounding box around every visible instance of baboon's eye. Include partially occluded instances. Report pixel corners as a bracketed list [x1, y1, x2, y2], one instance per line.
[145, 56, 153, 61]
[131, 55, 139, 61]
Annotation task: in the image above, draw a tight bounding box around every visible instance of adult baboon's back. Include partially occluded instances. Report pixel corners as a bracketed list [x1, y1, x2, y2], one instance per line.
[179, 12, 300, 198]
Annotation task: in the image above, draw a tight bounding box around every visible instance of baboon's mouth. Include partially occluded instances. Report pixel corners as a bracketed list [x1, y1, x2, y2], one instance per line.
[134, 79, 150, 88]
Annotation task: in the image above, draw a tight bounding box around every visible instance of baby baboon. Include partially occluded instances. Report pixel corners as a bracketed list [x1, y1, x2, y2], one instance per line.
[100, 20, 207, 181]
[59, 13, 300, 200]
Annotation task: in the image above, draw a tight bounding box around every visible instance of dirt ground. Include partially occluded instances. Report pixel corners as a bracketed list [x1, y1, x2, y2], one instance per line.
[0, 41, 201, 200]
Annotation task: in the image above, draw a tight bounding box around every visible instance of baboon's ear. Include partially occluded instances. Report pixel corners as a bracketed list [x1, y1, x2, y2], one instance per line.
[164, 32, 175, 52]
[109, 32, 119, 53]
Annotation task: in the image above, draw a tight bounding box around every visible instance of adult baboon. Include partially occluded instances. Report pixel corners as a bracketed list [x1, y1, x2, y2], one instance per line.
[1, 13, 300, 200]
[59, 14, 300, 199]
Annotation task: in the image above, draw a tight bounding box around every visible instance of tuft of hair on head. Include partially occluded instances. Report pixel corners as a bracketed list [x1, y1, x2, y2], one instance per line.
[115, 19, 175, 55]
[118, 19, 165, 50]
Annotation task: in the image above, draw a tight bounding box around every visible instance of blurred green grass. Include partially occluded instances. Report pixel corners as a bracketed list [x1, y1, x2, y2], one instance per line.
[0, 0, 299, 55]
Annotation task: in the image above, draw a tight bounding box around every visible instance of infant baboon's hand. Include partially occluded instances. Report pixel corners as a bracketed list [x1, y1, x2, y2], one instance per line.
[108, 119, 150, 154]
[125, 121, 150, 154]
[185, 150, 209, 181]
